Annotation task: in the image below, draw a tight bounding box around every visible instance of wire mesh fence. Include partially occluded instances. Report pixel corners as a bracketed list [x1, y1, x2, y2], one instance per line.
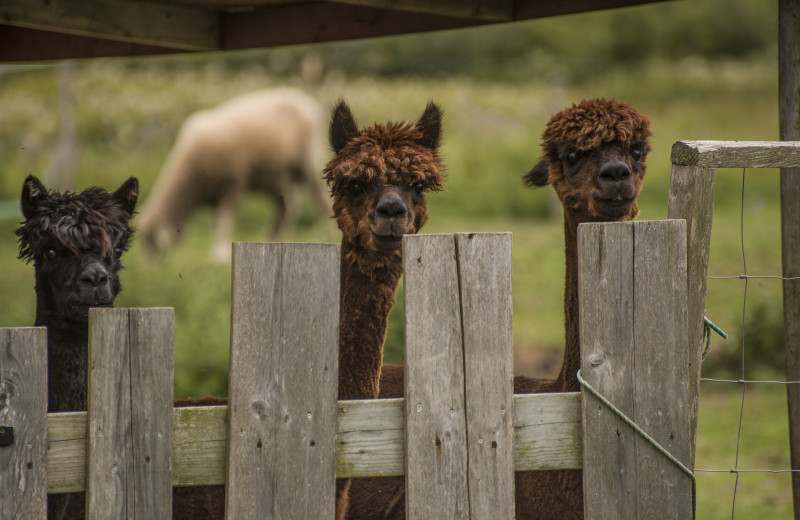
[693, 166, 800, 518]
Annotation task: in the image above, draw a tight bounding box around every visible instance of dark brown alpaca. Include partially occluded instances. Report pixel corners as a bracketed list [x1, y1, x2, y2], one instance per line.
[15, 175, 139, 520]
[123, 101, 444, 520]
[328, 100, 444, 520]
[346, 98, 651, 519]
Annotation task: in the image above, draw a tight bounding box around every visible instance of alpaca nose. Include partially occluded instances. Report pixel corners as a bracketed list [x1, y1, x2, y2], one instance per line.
[599, 160, 631, 183]
[79, 264, 109, 288]
[376, 194, 407, 219]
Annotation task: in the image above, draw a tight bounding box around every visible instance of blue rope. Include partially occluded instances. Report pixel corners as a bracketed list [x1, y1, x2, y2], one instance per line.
[702, 315, 728, 361]
[577, 369, 697, 519]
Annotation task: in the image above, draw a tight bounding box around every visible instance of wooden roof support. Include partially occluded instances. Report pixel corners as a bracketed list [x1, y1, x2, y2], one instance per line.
[1, 0, 219, 52]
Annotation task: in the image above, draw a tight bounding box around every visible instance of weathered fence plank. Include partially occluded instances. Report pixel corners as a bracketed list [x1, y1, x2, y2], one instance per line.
[226, 242, 339, 519]
[403, 234, 469, 519]
[579, 220, 691, 519]
[671, 140, 800, 167]
[578, 222, 635, 518]
[667, 163, 714, 468]
[455, 232, 515, 519]
[86, 308, 174, 519]
[128, 309, 174, 518]
[45, 391, 583, 491]
[0, 327, 48, 519]
[632, 220, 690, 515]
[87, 308, 131, 519]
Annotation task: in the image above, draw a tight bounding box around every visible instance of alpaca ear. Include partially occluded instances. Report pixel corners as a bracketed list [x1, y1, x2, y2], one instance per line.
[416, 101, 442, 151]
[113, 177, 139, 215]
[20, 175, 47, 219]
[329, 100, 359, 154]
[522, 160, 551, 188]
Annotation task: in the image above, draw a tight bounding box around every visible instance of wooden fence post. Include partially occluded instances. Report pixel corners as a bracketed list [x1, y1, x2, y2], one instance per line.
[455, 232, 515, 519]
[667, 162, 715, 469]
[86, 308, 174, 519]
[0, 327, 48, 519]
[779, 3, 800, 515]
[403, 233, 515, 519]
[403, 234, 469, 519]
[579, 220, 692, 519]
[226, 242, 340, 519]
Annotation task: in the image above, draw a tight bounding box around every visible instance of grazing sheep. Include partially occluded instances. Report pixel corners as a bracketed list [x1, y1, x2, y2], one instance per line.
[137, 88, 331, 261]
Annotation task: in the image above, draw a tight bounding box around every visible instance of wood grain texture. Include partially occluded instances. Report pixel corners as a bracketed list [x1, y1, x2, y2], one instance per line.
[87, 308, 132, 519]
[128, 309, 174, 519]
[0, 327, 48, 519]
[337, 398, 406, 478]
[667, 164, 715, 467]
[1, 0, 218, 50]
[86, 308, 174, 519]
[779, 3, 800, 515]
[403, 234, 469, 519]
[226, 242, 339, 520]
[455, 232, 515, 519]
[671, 140, 800, 168]
[579, 221, 691, 519]
[632, 220, 690, 517]
[172, 405, 227, 487]
[329, 0, 512, 21]
[578, 222, 636, 519]
[44, 392, 583, 491]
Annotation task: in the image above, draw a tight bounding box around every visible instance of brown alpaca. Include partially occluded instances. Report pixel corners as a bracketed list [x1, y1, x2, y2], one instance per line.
[327, 100, 444, 520]
[346, 98, 651, 519]
[122, 101, 444, 520]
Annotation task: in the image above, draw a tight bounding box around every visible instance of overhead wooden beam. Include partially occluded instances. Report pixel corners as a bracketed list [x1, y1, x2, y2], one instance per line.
[221, 2, 480, 50]
[326, 0, 513, 22]
[1, 0, 219, 51]
[513, 0, 670, 19]
[0, 26, 180, 62]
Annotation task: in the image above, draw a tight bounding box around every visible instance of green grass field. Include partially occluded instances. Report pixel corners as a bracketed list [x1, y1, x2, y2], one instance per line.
[0, 30, 793, 516]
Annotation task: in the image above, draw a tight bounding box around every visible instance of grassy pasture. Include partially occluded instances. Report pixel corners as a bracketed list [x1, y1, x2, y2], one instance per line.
[0, 9, 792, 515]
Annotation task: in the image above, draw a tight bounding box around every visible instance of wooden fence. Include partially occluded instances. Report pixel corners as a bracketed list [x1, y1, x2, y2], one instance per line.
[669, 140, 800, 516]
[1, 225, 695, 518]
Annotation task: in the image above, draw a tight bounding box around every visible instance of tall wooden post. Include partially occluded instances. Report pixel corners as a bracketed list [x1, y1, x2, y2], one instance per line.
[579, 220, 692, 519]
[779, 1, 800, 516]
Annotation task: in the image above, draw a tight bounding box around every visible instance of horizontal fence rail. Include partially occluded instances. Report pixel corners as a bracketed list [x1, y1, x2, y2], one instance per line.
[44, 392, 582, 493]
[2, 228, 693, 518]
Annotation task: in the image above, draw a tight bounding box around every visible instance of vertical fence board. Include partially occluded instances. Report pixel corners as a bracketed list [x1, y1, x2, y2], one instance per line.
[87, 308, 131, 519]
[87, 308, 174, 519]
[403, 234, 469, 519]
[632, 221, 691, 517]
[779, 2, 800, 514]
[578, 222, 636, 519]
[0, 327, 48, 519]
[128, 308, 174, 519]
[226, 242, 339, 520]
[667, 163, 715, 468]
[455, 232, 514, 520]
[580, 221, 691, 519]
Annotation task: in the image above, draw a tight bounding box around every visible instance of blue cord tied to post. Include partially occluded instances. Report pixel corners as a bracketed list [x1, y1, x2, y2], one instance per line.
[576, 369, 697, 520]
[702, 315, 728, 361]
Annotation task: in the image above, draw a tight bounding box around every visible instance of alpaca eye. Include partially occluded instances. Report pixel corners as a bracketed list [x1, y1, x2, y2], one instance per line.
[566, 151, 580, 164]
[413, 182, 424, 195]
[631, 148, 643, 162]
[351, 181, 363, 195]
[114, 248, 123, 258]
[44, 249, 58, 261]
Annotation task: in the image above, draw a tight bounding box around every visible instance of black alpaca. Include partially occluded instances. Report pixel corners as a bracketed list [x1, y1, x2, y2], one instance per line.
[16, 175, 138, 519]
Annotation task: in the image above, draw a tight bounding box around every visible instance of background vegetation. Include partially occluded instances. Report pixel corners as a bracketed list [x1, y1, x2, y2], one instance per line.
[0, 0, 792, 516]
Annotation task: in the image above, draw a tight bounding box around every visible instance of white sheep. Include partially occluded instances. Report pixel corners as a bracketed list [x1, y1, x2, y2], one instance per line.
[137, 88, 330, 261]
